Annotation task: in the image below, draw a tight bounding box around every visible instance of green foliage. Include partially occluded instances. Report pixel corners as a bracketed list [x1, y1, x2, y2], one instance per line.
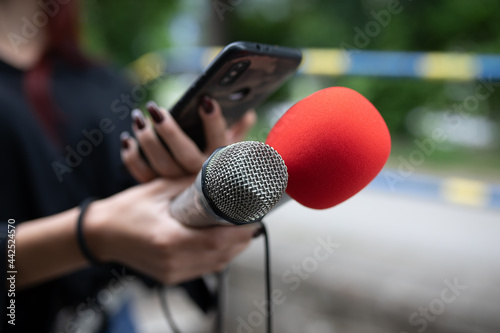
[81, 0, 180, 65]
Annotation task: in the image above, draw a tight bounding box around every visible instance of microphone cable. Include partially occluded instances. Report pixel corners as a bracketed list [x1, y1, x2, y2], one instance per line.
[157, 285, 181, 333]
[156, 221, 272, 333]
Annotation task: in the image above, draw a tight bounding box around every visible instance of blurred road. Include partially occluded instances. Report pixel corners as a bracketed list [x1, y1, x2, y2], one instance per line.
[132, 187, 500, 333]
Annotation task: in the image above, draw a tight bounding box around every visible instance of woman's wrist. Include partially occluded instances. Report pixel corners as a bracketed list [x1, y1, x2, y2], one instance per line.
[83, 199, 114, 263]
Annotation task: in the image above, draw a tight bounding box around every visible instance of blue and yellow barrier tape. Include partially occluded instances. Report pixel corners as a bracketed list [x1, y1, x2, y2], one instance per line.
[129, 47, 500, 81]
[369, 170, 500, 209]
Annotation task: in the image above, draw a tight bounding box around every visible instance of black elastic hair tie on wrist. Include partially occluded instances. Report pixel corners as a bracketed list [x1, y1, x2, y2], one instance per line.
[76, 197, 101, 265]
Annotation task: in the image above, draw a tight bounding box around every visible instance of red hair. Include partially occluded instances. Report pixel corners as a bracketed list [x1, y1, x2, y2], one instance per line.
[24, 0, 87, 145]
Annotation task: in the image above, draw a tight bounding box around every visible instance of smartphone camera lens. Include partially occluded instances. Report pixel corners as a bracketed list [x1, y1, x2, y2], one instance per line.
[219, 60, 250, 86]
[234, 62, 246, 69]
[220, 76, 232, 85]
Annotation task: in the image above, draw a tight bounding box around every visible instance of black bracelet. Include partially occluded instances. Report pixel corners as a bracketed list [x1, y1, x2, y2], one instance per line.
[76, 197, 101, 265]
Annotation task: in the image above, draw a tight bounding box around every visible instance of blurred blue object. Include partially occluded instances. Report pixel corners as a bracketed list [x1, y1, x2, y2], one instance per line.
[369, 169, 500, 209]
[131, 47, 500, 81]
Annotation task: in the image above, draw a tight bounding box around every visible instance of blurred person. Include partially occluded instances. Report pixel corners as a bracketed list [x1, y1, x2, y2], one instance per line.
[0, 0, 256, 332]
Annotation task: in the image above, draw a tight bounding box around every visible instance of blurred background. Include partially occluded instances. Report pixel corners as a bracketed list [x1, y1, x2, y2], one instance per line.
[80, 0, 500, 332]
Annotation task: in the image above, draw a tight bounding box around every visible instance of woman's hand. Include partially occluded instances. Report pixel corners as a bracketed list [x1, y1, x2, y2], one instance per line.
[85, 178, 259, 285]
[109, 97, 258, 284]
[120, 97, 256, 183]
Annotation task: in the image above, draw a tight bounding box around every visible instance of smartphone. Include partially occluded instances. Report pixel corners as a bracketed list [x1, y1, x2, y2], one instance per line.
[169, 41, 302, 150]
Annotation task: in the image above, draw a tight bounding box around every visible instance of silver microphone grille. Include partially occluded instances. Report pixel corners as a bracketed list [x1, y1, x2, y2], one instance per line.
[203, 141, 288, 224]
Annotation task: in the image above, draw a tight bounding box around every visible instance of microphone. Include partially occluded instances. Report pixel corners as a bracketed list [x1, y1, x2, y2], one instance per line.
[266, 86, 391, 209]
[170, 141, 288, 227]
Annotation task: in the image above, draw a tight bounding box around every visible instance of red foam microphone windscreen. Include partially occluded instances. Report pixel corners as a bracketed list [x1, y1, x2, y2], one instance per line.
[266, 87, 391, 209]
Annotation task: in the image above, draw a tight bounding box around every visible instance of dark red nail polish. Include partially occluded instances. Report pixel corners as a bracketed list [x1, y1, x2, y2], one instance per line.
[120, 132, 130, 149]
[121, 137, 129, 149]
[132, 109, 146, 130]
[201, 96, 214, 114]
[147, 101, 164, 123]
[253, 227, 264, 238]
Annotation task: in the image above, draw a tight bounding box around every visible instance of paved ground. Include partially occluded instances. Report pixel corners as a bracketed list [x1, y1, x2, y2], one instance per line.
[131, 186, 500, 333]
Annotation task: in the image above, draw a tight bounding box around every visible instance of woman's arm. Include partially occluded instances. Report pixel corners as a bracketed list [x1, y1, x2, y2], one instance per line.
[15, 178, 259, 289]
[16, 207, 85, 288]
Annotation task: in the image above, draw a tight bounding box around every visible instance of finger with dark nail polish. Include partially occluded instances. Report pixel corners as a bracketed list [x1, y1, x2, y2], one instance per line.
[200, 95, 214, 114]
[253, 227, 264, 238]
[132, 109, 146, 130]
[146, 101, 164, 124]
[120, 132, 130, 149]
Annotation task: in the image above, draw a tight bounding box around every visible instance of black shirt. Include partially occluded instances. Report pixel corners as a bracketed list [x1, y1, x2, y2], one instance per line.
[0, 57, 138, 332]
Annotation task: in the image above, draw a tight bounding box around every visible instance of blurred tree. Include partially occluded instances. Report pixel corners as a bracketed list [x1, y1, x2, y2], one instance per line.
[81, 0, 180, 65]
[223, 0, 500, 52]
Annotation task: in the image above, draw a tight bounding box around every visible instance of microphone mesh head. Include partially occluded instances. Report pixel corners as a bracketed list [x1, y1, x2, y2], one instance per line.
[204, 141, 288, 224]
